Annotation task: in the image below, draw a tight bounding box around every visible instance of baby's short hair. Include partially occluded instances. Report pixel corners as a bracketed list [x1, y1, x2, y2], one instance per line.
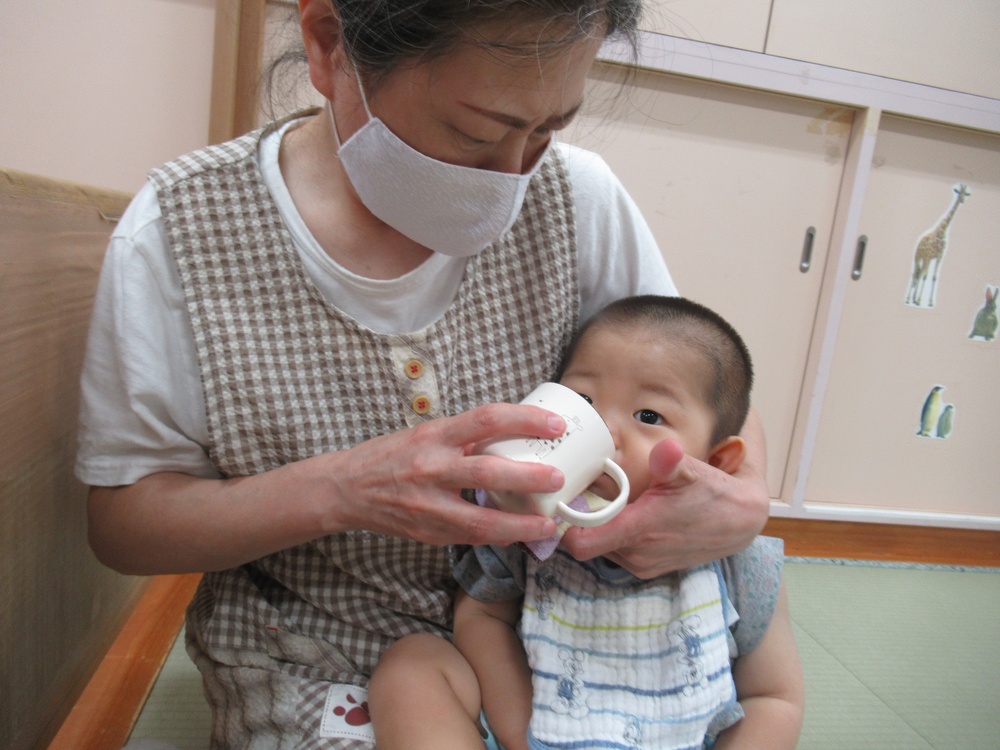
[561, 295, 754, 445]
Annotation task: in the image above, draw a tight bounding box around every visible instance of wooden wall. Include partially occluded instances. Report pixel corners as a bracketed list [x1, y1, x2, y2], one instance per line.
[0, 169, 146, 750]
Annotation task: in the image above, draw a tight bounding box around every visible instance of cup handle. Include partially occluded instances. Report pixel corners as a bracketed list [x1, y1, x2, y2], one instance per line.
[556, 459, 630, 528]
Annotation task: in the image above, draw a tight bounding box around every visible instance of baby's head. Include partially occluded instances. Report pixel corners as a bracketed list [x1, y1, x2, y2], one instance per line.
[557, 295, 753, 500]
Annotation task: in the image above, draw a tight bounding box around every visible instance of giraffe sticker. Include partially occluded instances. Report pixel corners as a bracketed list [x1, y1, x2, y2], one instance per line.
[905, 183, 972, 308]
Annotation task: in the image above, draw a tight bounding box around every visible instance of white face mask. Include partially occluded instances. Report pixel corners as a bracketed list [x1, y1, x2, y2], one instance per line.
[331, 72, 552, 257]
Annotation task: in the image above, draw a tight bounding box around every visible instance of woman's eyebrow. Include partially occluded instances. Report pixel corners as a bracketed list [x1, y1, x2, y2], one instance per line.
[462, 100, 584, 130]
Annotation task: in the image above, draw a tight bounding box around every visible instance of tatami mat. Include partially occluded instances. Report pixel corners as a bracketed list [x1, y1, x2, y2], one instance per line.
[786, 560, 1000, 749]
[128, 560, 1000, 749]
[127, 631, 211, 747]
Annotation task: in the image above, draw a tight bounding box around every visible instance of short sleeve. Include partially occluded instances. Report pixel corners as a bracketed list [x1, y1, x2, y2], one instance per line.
[453, 544, 527, 602]
[74, 182, 217, 486]
[722, 536, 784, 656]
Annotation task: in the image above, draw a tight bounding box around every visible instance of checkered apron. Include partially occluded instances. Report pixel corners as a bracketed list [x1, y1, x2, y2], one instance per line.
[149, 116, 579, 748]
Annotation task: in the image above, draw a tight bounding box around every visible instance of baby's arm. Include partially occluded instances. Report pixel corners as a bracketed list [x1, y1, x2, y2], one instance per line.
[453, 589, 532, 750]
[714, 581, 805, 749]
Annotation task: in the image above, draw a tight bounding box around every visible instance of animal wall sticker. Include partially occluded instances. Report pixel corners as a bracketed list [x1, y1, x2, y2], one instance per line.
[936, 404, 955, 439]
[968, 285, 998, 341]
[917, 384, 955, 439]
[905, 183, 972, 308]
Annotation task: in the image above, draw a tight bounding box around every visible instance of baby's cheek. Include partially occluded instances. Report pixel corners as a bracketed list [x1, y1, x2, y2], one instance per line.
[595, 462, 649, 503]
[623, 460, 652, 503]
[587, 456, 651, 503]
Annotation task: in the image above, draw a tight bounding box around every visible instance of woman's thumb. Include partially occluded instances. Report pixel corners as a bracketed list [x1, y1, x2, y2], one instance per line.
[648, 438, 688, 487]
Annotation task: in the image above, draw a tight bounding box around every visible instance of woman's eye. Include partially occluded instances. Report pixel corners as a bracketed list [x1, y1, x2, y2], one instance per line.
[452, 126, 492, 146]
[634, 409, 664, 425]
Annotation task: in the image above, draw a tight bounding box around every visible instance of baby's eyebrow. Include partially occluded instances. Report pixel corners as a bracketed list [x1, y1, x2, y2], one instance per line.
[641, 382, 685, 406]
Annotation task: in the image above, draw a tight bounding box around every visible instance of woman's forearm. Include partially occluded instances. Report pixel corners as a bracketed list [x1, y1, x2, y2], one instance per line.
[87, 461, 339, 575]
[87, 403, 571, 575]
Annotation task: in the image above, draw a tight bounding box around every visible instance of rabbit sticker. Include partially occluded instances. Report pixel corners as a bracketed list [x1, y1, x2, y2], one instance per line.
[968, 285, 998, 342]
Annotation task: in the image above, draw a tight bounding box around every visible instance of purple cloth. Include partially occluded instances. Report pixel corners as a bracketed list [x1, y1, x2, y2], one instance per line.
[474, 489, 591, 561]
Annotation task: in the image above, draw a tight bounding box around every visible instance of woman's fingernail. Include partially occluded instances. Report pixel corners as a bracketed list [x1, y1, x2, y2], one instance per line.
[547, 415, 565, 433]
[550, 469, 565, 490]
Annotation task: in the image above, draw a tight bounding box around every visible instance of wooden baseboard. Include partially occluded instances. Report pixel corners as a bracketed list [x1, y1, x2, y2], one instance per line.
[764, 517, 1000, 567]
[47, 574, 202, 750]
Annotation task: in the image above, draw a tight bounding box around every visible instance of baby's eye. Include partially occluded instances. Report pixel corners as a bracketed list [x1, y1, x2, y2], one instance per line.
[575, 393, 593, 405]
[634, 409, 664, 425]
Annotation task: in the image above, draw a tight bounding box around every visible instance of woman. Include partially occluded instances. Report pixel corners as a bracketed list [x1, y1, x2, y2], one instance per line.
[78, 1, 770, 745]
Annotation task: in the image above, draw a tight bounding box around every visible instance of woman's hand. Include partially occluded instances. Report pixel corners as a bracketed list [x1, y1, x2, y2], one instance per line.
[88, 403, 563, 576]
[322, 402, 564, 546]
[560, 411, 770, 578]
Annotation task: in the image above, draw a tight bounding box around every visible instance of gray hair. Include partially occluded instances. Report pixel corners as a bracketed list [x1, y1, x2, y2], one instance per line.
[335, 0, 641, 85]
[263, 0, 641, 114]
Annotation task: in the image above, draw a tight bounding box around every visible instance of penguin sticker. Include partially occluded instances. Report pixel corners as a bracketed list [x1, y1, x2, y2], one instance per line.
[936, 404, 955, 439]
[917, 385, 954, 439]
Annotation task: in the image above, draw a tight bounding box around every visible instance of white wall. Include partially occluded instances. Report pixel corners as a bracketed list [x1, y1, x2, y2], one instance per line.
[0, 0, 217, 194]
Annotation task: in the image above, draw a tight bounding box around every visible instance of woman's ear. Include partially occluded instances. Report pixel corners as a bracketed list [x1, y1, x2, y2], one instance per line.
[298, 0, 345, 98]
[707, 436, 746, 475]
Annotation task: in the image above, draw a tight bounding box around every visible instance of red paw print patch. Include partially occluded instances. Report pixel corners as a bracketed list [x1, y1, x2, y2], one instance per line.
[320, 685, 375, 741]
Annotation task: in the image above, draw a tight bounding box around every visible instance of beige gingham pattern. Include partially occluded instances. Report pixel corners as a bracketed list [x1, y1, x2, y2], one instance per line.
[151, 117, 579, 747]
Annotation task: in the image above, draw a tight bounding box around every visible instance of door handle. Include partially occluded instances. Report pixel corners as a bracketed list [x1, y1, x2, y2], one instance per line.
[852, 235, 868, 280]
[800, 226, 816, 273]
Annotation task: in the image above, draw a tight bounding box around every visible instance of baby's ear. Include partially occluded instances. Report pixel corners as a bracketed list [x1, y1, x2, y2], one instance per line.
[707, 436, 746, 475]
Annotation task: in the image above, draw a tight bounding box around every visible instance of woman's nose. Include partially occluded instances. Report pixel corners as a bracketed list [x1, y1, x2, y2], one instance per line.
[478, 136, 548, 174]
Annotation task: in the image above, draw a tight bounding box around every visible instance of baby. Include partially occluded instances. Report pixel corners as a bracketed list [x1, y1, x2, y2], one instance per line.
[369, 295, 804, 749]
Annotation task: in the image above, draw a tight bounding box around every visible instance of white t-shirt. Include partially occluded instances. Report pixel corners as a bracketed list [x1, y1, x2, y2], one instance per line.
[75, 123, 677, 486]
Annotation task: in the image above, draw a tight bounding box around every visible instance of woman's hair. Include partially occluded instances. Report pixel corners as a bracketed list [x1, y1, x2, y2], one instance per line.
[334, 0, 641, 84]
[263, 0, 641, 113]
[559, 295, 754, 445]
